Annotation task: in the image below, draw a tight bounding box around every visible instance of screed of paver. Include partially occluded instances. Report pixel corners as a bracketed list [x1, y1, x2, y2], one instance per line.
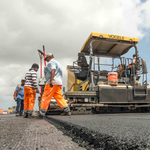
[0, 115, 85, 150]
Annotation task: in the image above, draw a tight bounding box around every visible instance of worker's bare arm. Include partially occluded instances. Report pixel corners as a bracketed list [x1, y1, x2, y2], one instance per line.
[50, 69, 56, 87]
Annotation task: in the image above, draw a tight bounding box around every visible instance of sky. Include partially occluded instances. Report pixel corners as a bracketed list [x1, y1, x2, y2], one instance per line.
[0, 0, 150, 110]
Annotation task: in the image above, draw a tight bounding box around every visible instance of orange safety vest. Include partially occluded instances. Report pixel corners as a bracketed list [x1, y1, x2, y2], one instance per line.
[129, 62, 136, 68]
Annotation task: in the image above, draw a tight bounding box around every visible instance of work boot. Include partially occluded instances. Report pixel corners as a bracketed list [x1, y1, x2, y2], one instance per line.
[61, 111, 71, 116]
[38, 114, 44, 119]
[39, 110, 46, 117]
[37, 110, 45, 119]
[16, 113, 19, 117]
[61, 106, 71, 116]
[28, 113, 34, 118]
[24, 113, 28, 118]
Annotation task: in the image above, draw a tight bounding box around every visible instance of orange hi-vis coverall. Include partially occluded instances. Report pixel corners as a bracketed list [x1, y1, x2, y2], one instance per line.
[24, 69, 38, 115]
[24, 86, 36, 114]
[40, 84, 68, 112]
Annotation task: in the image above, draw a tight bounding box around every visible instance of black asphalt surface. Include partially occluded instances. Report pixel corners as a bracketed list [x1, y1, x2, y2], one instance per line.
[46, 113, 150, 150]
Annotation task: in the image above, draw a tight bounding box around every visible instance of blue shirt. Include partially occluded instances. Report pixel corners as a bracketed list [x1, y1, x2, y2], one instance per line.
[44, 58, 62, 85]
[15, 85, 24, 100]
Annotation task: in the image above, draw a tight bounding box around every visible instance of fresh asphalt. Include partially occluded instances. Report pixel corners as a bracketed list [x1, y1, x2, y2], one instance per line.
[46, 113, 150, 150]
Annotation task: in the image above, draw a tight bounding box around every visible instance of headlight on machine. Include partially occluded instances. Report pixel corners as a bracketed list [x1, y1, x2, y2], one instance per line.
[100, 35, 103, 38]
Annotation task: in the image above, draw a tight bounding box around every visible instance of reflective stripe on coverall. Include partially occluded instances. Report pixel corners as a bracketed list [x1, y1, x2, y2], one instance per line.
[24, 86, 36, 114]
[40, 84, 68, 111]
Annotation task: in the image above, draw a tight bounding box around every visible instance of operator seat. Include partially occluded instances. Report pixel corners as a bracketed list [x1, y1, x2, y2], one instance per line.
[78, 52, 89, 71]
[74, 52, 89, 80]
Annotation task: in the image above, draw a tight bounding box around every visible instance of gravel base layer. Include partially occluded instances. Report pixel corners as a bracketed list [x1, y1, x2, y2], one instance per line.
[45, 115, 150, 150]
[0, 115, 85, 150]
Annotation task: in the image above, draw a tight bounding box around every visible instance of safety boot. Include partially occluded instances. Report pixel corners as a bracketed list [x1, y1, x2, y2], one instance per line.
[16, 114, 19, 117]
[24, 113, 28, 118]
[19, 114, 22, 116]
[38, 114, 44, 119]
[61, 106, 71, 116]
[61, 111, 71, 116]
[28, 113, 34, 118]
[38, 110, 46, 119]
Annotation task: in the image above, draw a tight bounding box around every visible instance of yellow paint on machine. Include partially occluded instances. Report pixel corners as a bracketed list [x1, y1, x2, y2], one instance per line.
[67, 66, 89, 92]
[67, 66, 79, 91]
[80, 32, 139, 57]
[90, 32, 139, 42]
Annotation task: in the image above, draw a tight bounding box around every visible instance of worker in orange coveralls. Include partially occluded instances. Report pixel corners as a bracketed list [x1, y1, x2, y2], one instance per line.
[24, 63, 40, 118]
[39, 53, 71, 117]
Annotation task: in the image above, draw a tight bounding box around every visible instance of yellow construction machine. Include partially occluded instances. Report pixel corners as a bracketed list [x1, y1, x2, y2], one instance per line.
[64, 32, 149, 114]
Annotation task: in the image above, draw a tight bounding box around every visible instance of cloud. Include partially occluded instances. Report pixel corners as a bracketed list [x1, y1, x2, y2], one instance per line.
[140, 0, 150, 27]
[0, 0, 150, 109]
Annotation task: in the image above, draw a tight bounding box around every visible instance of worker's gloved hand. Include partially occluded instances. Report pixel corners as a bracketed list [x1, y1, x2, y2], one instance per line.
[36, 89, 40, 93]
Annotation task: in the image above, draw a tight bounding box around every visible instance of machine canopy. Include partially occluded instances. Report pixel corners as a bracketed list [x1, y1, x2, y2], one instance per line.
[81, 32, 139, 57]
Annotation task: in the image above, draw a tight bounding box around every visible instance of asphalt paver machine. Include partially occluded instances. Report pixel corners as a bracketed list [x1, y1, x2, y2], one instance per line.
[65, 32, 150, 114]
